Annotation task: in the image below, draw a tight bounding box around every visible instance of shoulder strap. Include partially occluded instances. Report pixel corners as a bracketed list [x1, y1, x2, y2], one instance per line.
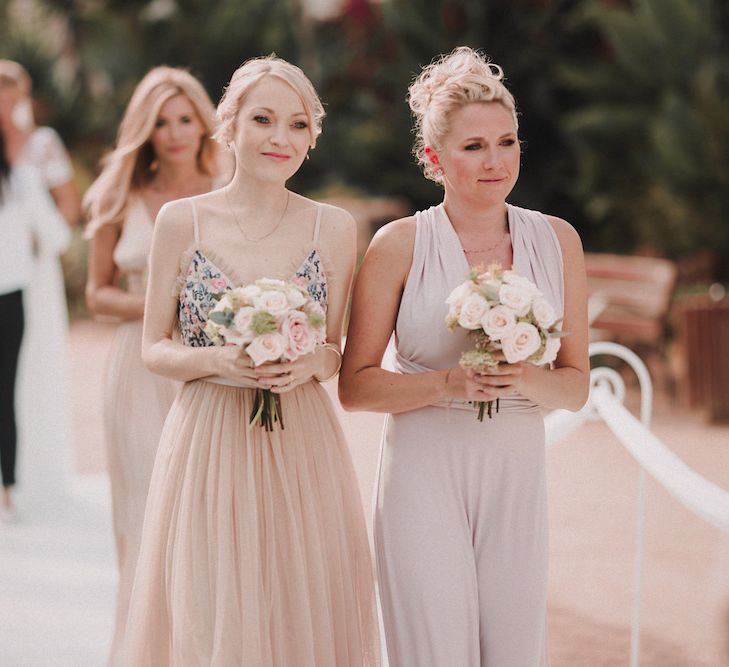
[189, 199, 200, 244]
[313, 204, 323, 243]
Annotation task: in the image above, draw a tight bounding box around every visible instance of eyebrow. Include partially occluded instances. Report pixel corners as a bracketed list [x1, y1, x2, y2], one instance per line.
[462, 132, 517, 141]
[251, 106, 308, 117]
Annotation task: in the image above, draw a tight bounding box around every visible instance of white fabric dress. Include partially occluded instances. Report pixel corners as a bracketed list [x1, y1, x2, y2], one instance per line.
[15, 127, 73, 509]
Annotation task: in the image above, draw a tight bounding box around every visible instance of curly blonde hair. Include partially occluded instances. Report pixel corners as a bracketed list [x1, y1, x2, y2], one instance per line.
[408, 46, 518, 183]
[214, 55, 324, 149]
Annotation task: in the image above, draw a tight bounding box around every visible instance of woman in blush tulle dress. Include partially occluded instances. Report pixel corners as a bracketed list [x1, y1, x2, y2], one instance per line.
[83, 66, 229, 664]
[120, 56, 379, 666]
[340, 47, 590, 667]
[0, 60, 78, 510]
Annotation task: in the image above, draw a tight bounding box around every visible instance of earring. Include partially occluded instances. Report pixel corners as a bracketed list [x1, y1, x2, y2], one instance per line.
[305, 151, 310, 161]
[149, 159, 159, 173]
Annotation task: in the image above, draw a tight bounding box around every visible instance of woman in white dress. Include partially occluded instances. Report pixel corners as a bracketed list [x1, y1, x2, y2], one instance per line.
[0, 60, 78, 511]
[0, 69, 70, 519]
[83, 66, 228, 664]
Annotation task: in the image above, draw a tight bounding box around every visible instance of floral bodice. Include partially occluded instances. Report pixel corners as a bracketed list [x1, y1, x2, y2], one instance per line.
[178, 248, 327, 347]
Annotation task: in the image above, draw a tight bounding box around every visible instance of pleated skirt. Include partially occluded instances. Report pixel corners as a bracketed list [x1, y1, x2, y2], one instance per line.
[120, 378, 379, 667]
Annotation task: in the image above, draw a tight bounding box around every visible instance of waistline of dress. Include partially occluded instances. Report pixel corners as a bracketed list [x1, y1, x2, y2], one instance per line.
[200, 375, 250, 388]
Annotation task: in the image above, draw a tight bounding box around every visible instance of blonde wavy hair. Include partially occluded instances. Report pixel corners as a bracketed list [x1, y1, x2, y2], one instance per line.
[408, 46, 518, 183]
[83, 66, 220, 236]
[214, 55, 325, 149]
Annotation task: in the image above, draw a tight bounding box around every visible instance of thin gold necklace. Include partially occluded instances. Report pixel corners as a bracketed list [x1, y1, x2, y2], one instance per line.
[225, 188, 290, 242]
[461, 226, 509, 254]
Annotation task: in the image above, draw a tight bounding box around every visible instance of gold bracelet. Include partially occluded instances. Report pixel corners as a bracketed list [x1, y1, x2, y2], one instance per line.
[315, 342, 343, 382]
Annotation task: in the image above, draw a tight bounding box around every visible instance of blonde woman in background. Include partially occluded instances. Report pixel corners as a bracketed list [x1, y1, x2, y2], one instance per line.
[340, 47, 589, 666]
[83, 66, 228, 664]
[0, 60, 78, 514]
[121, 56, 379, 666]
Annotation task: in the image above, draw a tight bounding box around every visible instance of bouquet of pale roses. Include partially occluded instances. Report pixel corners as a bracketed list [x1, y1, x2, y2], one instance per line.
[203, 277, 326, 431]
[445, 263, 565, 420]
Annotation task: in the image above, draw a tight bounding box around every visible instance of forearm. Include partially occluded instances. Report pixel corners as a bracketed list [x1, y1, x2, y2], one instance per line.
[87, 286, 144, 320]
[143, 338, 229, 383]
[339, 365, 449, 413]
[520, 364, 589, 411]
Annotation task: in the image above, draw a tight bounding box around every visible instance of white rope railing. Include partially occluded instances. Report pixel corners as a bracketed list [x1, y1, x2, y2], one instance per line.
[543, 341, 729, 666]
[592, 385, 729, 532]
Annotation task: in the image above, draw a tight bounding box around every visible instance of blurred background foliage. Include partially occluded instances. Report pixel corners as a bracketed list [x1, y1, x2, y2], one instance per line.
[1, 0, 728, 310]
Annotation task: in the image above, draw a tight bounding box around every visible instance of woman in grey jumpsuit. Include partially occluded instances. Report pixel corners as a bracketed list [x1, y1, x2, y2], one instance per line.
[339, 47, 589, 667]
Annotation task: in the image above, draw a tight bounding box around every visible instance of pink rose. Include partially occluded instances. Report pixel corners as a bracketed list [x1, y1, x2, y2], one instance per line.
[246, 332, 286, 366]
[232, 306, 256, 344]
[457, 294, 490, 330]
[281, 311, 316, 360]
[210, 277, 227, 291]
[481, 304, 517, 341]
[501, 322, 542, 363]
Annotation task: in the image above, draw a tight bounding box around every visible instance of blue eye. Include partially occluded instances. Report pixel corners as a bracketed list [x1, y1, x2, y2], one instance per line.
[253, 115, 270, 124]
[464, 143, 481, 151]
[501, 138, 516, 146]
[293, 120, 309, 130]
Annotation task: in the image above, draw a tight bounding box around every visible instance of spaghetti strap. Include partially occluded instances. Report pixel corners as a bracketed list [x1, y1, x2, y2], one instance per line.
[190, 199, 200, 244]
[313, 205, 323, 244]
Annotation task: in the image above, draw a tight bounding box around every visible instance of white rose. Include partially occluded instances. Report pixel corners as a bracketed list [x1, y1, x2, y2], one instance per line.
[254, 290, 290, 316]
[457, 293, 490, 330]
[232, 306, 256, 344]
[499, 283, 533, 317]
[535, 335, 561, 366]
[446, 281, 475, 309]
[503, 271, 542, 297]
[238, 284, 261, 304]
[481, 304, 517, 340]
[246, 332, 286, 366]
[531, 297, 557, 329]
[220, 327, 246, 346]
[501, 322, 542, 363]
[286, 287, 307, 309]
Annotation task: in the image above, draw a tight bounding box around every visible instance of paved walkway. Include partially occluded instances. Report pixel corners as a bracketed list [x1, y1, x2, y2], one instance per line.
[2, 319, 728, 665]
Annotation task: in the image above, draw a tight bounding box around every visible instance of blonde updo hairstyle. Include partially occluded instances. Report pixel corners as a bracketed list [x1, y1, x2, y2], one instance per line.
[83, 66, 221, 237]
[214, 55, 325, 150]
[408, 46, 518, 183]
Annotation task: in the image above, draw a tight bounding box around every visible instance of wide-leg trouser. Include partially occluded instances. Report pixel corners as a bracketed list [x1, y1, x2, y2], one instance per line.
[375, 406, 549, 667]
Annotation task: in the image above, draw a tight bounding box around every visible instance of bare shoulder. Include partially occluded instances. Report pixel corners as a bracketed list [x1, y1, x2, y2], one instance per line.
[313, 201, 357, 240]
[368, 215, 417, 256]
[544, 214, 584, 258]
[153, 197, 196, 246]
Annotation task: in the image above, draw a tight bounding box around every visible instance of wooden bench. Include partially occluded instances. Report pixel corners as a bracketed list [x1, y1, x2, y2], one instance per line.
[584, 252, 678, 348]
